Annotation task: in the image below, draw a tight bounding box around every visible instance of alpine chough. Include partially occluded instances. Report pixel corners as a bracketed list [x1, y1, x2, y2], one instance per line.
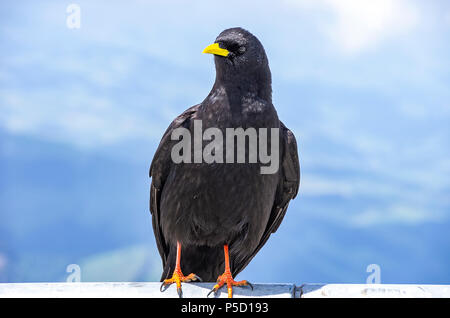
[149, 27, 300, 298]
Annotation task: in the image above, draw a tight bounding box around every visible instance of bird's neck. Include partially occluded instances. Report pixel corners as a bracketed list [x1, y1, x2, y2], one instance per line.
[212, 73, 272, 104]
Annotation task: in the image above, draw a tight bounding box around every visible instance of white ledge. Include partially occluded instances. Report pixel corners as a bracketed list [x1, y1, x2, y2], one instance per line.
[0, 282, 295, 298]
[0, 282, 449, 298]
[300, 283, 450, 298]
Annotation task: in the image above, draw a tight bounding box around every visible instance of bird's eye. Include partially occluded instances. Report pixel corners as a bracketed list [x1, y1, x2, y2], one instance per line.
[217, 40, 246, 57]
[217, 41, 226, 49]
[226, 42, 242, 53]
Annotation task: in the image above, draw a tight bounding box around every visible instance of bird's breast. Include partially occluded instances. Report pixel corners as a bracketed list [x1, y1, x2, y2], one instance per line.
[160, 161, 278, 247]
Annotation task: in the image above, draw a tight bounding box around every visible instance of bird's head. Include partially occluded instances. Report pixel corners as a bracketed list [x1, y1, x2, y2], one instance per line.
[203, 28, 271, 98]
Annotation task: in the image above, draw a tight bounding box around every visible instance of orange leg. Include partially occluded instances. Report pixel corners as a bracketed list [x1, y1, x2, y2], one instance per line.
[208, 244, 253, 298]
[160, 241, 202, 297]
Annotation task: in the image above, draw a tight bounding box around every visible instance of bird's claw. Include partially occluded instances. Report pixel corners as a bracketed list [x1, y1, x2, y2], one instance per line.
[160, 281, 170, 293]
[207, 286, 219, 298]
[160, 272, 202, 298]
[180, 274, 202, 283]
[207, 270, 253, 298]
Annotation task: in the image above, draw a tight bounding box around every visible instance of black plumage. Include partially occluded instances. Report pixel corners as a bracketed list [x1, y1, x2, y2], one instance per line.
[149, 28, 300, 290]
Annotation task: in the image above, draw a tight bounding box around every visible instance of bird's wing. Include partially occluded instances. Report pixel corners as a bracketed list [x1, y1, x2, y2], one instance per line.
[149, 104, 200, 268]
[232, 121, 300, 276]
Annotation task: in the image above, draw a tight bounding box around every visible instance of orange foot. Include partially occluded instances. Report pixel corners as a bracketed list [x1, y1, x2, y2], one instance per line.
[160, 241, 202, 298]
[160, 267, 201, 297]
[207, 244, 253, 298]
[207, 269, 253, 298]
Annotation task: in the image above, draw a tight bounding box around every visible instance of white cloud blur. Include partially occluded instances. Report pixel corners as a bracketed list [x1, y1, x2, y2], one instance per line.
[0, 88, 162, 148]
[284, 0, 419, 55]
[350, 204, 445, 227]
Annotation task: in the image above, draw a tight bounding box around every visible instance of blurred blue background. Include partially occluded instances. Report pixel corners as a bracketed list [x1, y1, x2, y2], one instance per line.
[1, 0, 449, 284]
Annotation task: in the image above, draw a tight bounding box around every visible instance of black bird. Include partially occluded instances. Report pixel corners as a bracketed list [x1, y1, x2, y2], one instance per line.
[149, 27, 300, 298]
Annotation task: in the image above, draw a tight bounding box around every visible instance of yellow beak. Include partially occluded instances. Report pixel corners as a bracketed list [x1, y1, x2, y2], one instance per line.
[202, 43, 229, 57]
